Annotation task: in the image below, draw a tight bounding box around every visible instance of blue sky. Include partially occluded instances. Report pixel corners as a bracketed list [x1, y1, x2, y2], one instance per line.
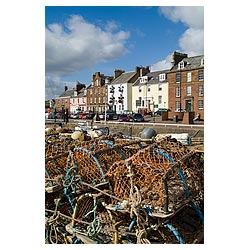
[45, 6, 204, 100]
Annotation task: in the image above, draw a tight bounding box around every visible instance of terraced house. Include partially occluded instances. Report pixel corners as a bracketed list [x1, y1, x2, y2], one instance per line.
[167, 52, 204, 121]
[87, 72, 113, 113]
[132, 69, 170, 113]
[108, 66, 150, 114]
[54, 82, 86, 113]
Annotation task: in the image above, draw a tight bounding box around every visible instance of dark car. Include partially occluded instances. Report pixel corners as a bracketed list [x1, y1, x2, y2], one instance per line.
[131, 113, 145, 122]
[118, 114, 131, 122]
[99, 112, 119, 120]
[154, 108, 170, 116]
[86, 112, 95, 119]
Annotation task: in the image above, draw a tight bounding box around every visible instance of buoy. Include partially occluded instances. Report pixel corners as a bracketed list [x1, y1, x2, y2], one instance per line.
[140, 127, 157, 139]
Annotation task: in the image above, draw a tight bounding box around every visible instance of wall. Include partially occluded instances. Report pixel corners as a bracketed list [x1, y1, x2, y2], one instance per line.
[168, 68, 204, 119]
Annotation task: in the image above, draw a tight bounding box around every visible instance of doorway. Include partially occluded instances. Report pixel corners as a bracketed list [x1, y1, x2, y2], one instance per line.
[185, 100, 192, 112]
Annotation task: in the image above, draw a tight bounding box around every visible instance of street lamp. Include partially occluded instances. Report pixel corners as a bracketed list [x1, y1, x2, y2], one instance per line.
[152, 96, 155, 123]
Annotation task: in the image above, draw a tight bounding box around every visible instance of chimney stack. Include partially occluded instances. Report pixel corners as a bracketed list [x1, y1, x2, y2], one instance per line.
[135, 66, 150, 76]
[76, 82, 85, 92]
[114, 69, 125, 79]
[171, 51, 188, 67]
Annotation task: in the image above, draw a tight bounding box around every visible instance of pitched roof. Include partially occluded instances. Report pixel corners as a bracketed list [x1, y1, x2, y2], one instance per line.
[111, 71, 136, 84]
[133, 69, 169, 86]
[59, 89, 75, 98]
[171, 55, 204, 71]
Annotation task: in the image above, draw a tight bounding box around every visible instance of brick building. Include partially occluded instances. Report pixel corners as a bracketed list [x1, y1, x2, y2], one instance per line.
[55, 82, 85, 113]
[87, 72, 113, 113]
[168, 52, 204, 120]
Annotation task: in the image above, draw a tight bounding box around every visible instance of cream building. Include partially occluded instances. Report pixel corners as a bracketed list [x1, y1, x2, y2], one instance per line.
[132, 70, 169, 113]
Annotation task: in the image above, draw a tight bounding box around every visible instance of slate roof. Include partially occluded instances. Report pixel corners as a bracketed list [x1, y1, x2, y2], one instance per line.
[59, 89, 75, 98]
[59, 85, 86, 98]
[111, 71, 136, 84]
[171, 55, 204, 71]
[133, 69, 169, 86]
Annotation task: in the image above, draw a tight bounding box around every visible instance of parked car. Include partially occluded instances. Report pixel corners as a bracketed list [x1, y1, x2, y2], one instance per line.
[154, 108, 170, 116]
[79, 112, 87, 119]
[99, 112, 119, 120]
[131, 113, 145, 122]
[86, 112, 96, 119]
[118, 114, 131, 122]
[108, 113, 119, 120]
[71, 112, 81, 119]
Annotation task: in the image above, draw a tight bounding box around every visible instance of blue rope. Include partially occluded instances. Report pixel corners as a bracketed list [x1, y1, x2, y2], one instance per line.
[154, 149, 190, 196]
[64, 193, 75, 211]
[166, 222, 185, 244]
[154, 149, 174, 163]
[177, 168, 190, 197]
[72, 238, 81, 244]
[74, 147, 106, 178]
[189, 201, 204, 225]
[126, 217, 136, 240]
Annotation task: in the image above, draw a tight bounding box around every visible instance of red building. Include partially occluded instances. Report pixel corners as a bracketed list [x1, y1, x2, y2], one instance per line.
[168, 52, 204, 121]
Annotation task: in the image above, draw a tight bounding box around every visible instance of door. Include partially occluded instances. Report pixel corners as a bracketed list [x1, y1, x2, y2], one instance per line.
[186, 100, 192, 112]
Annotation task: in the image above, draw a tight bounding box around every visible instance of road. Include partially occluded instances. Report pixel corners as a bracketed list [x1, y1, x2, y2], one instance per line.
[45, 115, 204, 130]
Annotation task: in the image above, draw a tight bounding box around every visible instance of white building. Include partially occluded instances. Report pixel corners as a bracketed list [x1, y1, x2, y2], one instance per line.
[132, 69, 170, 113]
[108, 67, 150, 114]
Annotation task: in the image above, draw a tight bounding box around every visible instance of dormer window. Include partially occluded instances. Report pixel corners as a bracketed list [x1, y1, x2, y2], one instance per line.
[178, 61, 185, 69]
[74, 90, 77, 97]
[139, 76, 148, 83]
[159, 73, 165, 81]
[201, 58, 204, 66]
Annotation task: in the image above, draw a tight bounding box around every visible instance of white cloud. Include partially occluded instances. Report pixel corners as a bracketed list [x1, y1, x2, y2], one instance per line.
[150, 54, 172, 72]
[159, 6, 204, 29]
[151, 6, 204, 71]
[45, 75, 76, 100]
[45, 15, 130, 77]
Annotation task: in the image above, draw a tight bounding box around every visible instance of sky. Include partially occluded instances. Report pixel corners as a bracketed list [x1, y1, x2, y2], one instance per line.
[45, 6, 204, 100]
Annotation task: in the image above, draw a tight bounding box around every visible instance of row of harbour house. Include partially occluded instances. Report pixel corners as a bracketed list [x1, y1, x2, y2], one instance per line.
[51, 51, 204, 121]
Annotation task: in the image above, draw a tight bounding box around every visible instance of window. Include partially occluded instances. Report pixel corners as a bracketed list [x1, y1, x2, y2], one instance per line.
[187, 72, 192, 82]
[90, 97, 92, 103]
[82, 98, 84, 103]
[201, 58, 204, 66]
[175, 101, 181, 111]
[178, 61, 185, 69]
[94, 97, 96, 103]
[72, 98, 75, 104]
[186, 86, 192, 96]
[147, 85, 151, 92]
[95, 79, 99, 86]
[198, 85, 204, 96]
[159, 73, 165, 81]
[176, 73, 181, 83]
[176, 86, 180, 97]
[99, 97, 101, 104]
[158, 83, 162, 91]
[140, 76, 148, 83]
[198, 100, 204, 109]
[139, 87, 142, 93]
[158, 96, 162, 105]
[198, 70, 204, 81]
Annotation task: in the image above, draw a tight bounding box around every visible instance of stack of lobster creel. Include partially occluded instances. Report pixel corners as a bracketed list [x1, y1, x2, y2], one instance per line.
[45, 133, 204, 244]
